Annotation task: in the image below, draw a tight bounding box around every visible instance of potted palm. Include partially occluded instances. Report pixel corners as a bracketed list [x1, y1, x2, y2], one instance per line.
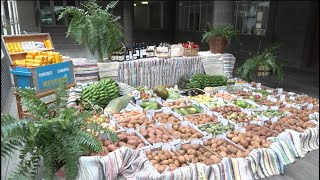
[1, 78, 118, 180]
[202, 24, 235, 54]
[236, 44, 284, 83]
[58, 0, 123, 62]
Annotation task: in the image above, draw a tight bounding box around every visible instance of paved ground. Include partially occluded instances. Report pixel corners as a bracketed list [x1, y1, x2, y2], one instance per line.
[1, 66, 319, 180]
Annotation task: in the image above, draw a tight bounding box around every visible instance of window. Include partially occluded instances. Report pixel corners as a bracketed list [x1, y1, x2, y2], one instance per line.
[39, 0, 80, 26]
[134, 1, 167, 30]
[177, 1, 213, 31]
[234, 1, 269, 36]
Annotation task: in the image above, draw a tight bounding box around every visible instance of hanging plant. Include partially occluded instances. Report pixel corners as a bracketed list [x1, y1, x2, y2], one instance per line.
[59, 0, 123, 62]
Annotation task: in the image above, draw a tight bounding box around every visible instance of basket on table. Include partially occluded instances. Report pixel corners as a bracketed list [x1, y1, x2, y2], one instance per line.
[182, 41, 199, 56]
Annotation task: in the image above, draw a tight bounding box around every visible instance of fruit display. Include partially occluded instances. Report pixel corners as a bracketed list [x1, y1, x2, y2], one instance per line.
[86, 114, 116, 131]
[153, 85, 169, 99]
[186, 74, 227, 89]
[227, 112, 258, 124]
[145, 150, 187, 173]
[113, 111, 153, 129]
[183, 114, 218, 125]
[139, 124, 176, 144]
[253, 89, 272, 96]
[162, 98, 192, 108]
[153, 112, 181, 124]
[179, 89, 205, 96]
[139, 101, 161, 111]
[181, 41, 200, 49]
[104, 95, 131, 113]
[167, 89, 181, 100]
[227, 130, 273, 153]
[231, 99, 257, 109]
[243, 124, 278, 138]
[263, 120, 291, 133]
[176, 144, 221, 165]
[213, 92, 237, 101]
[171, 105, 202, 116]
[203, 138, 246, 158]
[198, 123, 234, 135]
[253, 110, 284, 118]
[211, 105, 241, 116]
[81, 78, 119, 109]
[168, 124, 204, 140]
[187, 95, 228, 109]
[140, 90, 152, 100]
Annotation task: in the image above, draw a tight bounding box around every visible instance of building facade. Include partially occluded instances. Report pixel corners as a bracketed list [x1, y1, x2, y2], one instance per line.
[3, 0, 319, 71]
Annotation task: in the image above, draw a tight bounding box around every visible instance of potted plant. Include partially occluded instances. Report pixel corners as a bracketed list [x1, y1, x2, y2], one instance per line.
[235, 44, 284, 83]
[58, 0, 123, 62]
[1, 78, 118, 180]
[201, 24, 235, 54]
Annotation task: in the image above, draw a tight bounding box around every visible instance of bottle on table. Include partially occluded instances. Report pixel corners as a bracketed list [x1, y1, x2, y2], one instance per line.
[142, 42, 147, 58]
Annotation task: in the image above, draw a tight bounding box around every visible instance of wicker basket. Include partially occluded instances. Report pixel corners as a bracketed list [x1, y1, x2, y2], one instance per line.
[183, 47, 199, 56]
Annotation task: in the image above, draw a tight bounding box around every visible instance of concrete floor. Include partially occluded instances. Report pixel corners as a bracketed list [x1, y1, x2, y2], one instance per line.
[1, 66, 319, 180]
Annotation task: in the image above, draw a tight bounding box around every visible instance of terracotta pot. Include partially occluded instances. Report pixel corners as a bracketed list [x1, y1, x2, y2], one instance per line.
[208, 36, 228, 54]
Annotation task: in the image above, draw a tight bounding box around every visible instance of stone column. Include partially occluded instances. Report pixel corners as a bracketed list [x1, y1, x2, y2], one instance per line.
[123, 1, 134, 47]
[213, 1, 234, 26]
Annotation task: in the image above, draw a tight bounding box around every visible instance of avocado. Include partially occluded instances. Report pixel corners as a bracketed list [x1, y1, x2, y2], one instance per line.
[153, 85, 169, 99]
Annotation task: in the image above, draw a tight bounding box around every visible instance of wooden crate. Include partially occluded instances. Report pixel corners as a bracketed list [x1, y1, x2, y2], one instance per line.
[1, 33, 55, 65]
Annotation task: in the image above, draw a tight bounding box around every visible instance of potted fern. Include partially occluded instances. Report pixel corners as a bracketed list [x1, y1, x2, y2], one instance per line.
[236, 44, 284, 83]
[202, 24, 235, 54]
[1, 78, 118, 180]
[58, 0, 123, 62]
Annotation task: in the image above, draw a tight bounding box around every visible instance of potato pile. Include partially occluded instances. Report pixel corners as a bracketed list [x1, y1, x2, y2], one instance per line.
[257, 100, 285, 108]
[146, 150, 187, 173]
[243, 124, 278, 139]
[162, 98, 191, 108]
[139, 124, 176, 144]
[263, 120, 291, 133]
[114, 111, 153, 128]
[183, 114, 218, 125]
[279, 117, 316, 132]
[227, 130, 272, 152]
[168, 124, 203, 140]
[153, 112, 181, 124]
[211, 105, 241, 117]
[203, 138, 246, 158]
[177, 144, 221, 165]
[279, 107, 317, 121]
[103, 132, 145, 151]
[214, 93, 236, 101]
[295, 95, 319, 105]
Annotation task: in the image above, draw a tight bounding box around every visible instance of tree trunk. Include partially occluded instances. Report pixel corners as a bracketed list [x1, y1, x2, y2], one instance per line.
[123, 1, 134, 47]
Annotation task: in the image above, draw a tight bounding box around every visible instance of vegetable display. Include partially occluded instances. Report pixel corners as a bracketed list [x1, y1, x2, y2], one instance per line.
[198, 123, 234, 135]
[186, 74, 227, 89]
[81, 78, 119, 109]
[172, 105, 202, 116]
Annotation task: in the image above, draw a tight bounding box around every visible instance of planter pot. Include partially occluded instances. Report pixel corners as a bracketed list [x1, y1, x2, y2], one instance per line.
[257, 65, 271, 77]
[208, 36, 228, 54]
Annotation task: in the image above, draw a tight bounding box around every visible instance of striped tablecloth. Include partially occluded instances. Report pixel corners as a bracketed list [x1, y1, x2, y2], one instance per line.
[117, 56, 205, 88]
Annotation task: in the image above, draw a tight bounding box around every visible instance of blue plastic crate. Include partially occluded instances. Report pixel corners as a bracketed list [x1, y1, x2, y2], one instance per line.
[10, 61, 75, 94]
